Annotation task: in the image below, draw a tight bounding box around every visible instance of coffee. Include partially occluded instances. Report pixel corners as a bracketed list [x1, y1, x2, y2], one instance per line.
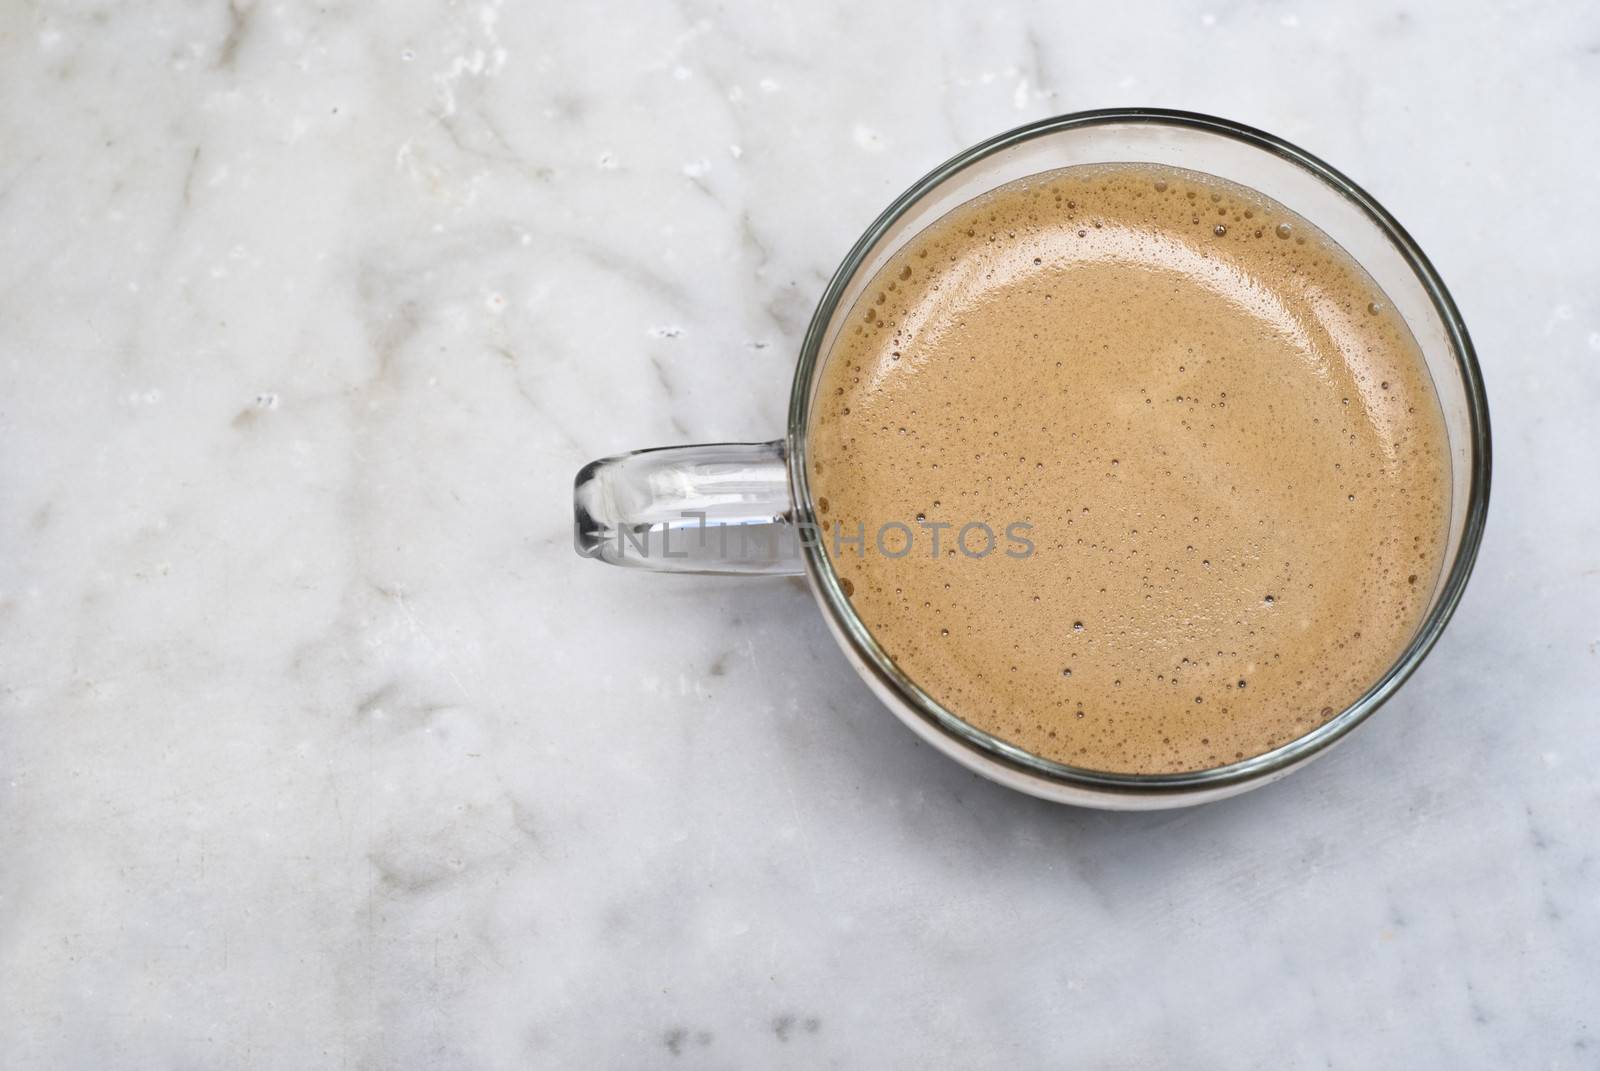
[807, 163, 1450, 774]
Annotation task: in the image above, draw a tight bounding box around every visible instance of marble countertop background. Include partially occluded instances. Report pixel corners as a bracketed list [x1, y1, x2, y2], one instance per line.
[2, 1, 1597, 1067]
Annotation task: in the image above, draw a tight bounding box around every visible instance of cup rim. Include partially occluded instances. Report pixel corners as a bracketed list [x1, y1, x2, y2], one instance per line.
[784, 107, 1492, 798]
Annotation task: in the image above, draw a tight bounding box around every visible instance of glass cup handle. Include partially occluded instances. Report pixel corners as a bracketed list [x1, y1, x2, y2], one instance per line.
[573, 441, 805, 575]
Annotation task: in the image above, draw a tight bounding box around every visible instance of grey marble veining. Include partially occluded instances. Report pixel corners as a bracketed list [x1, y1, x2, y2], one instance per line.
[1, 1, 1597, 1067]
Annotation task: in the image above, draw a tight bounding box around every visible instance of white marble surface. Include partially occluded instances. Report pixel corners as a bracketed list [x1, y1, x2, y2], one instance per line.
[2, 0, 1597, 1066]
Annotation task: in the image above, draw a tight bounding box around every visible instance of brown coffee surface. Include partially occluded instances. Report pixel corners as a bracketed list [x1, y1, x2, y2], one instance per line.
[807, 163, 1450, 774]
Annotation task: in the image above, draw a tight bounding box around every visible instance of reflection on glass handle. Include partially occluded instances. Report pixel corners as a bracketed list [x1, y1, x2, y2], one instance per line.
[573, 441, 803, 575]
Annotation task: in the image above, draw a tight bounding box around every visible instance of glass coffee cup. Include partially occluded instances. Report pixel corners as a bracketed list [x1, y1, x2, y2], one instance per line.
[573, 109, 1490, 809]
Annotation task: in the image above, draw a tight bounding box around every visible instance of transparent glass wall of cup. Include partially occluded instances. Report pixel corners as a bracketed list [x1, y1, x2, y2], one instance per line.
[573, 109, 1490, 809]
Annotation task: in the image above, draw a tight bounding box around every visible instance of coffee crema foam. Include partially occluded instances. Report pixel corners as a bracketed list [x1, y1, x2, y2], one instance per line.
[807, 163, 1450, 774]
